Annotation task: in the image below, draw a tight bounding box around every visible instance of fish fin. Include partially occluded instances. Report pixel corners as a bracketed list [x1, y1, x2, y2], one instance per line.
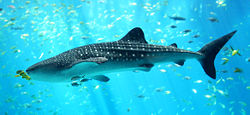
[229, 45, 234, 51]
[174, 60, 185, 66]
[198, 30, 237, 79]
[139, 64, 154, 72]
[169, 43, 177, 48]
[237, 52, 241, 56]
[119, 27, 147, 44]
[91, 75, 110, 82]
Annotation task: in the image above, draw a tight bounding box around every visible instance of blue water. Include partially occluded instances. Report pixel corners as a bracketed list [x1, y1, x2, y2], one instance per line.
[0, 0, 249, 115]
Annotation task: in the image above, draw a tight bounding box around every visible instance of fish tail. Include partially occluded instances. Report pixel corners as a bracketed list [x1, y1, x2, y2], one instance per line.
[197, 30, 237, 79]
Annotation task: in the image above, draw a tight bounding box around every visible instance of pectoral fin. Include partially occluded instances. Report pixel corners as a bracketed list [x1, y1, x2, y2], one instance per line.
[169, 43, 177, 48]
[138, 63, 154, 72]
[174, 60, 185, 66]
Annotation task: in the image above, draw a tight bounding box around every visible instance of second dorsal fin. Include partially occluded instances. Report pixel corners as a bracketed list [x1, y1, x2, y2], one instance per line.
[118, 27, 148, 44]
[169, 43, 177, 48]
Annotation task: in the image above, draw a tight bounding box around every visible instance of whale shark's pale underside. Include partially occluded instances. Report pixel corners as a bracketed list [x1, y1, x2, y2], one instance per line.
[26, 27, 237, 84]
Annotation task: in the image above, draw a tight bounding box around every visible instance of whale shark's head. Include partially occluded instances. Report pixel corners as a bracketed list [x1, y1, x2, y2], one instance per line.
[26, 56, 74, 82]
[25, 51, 104, 82]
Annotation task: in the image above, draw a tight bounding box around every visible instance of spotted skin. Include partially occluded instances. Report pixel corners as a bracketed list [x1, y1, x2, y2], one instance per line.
[28, 41, 202, 71]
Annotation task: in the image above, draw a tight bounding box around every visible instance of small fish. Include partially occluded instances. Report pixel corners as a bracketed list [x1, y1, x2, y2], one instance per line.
[208, 17, 219, 22]
[183, 76, 191, 80]
[170, 25, 177, 28]
[114, 35, 120, 38]
[238, 101, 247, 106]
[11, 27, 24, 30]
[26, 1, 31, 4]
[210, 12, 216, 15]
[0, 8, 2, 11]
[21, 34, 29, 39]
[137, 95, 145, 98]
[80, 21, 84, 24]
[221, 70, 228, 73]
[194, 80, 202, 83]
[192, 89, 197, 94]
[5, 97, 14, 103]
[226, 77, 234, 80]
[155, 87, 164, 92]
[234, 68, 242, 73]
[193, 34, 200, 38]
[183, 29, 191, 34]
[230, 46, 241, 56]
[232, 50, 240, 56]
[169, 16, 186, 21]
[246, 57, 250, 62]
[80, 78, 89, 82]
[165, 90, 171, 94]
[160, 69, 166, 73]
[16, 70, 31, 80]
[205, 95, 212, 98]
[13, 49, 21, 53]
[221, 58, 229, 65]
[81, 36, 89, 40]
[71, 76, 81, 81]
[34, 6, 39, 10]
[97, 38, 104, 41]
[216, 0, 227, 7]
[127, 108, 131, 112]
[21, 91, 28, 95]
[188, 41, 193, 43]
[8, 5, 16, 9]
[23, 103, 32, 108]
[219, 103, 226, 108]
[10, 17, 16, 21]
[71, 82, 81, 87]
[15, 83, 24, 88]
[15, 75, 20, 77]
[217, 89, 225, 95]
[95, 85, 100, 89]
[216, 79, 221, 84]
[229, 107, 233, 112]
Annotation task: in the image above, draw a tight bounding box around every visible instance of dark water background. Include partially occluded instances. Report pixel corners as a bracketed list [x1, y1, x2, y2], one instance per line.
[0, 0, 249, 115]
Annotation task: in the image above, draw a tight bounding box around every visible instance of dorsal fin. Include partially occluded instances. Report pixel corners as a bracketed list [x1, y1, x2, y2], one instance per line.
[169, 43, 177, 48]
[119, 27, 148, 44]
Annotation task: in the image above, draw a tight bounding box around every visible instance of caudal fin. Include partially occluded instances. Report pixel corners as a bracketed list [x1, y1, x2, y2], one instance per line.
[198, 31, 237, 79]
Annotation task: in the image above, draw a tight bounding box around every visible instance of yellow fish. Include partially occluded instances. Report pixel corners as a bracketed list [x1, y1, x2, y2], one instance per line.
[15, 70, 31, 80]
[230, 46, 241, 56]
[234, 68, 242, 73]
[221, 58, 229, 65]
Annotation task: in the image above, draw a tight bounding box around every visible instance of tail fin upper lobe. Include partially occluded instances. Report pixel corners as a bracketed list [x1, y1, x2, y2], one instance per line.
[198, 31, 237, 79]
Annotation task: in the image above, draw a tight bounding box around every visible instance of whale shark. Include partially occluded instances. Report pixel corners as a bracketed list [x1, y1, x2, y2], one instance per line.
[26, 27, 237, 84]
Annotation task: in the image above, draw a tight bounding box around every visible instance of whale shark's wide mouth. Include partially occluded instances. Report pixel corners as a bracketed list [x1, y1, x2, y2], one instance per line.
[26, 67, 34, 74]
[26, 59, 60, 75]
